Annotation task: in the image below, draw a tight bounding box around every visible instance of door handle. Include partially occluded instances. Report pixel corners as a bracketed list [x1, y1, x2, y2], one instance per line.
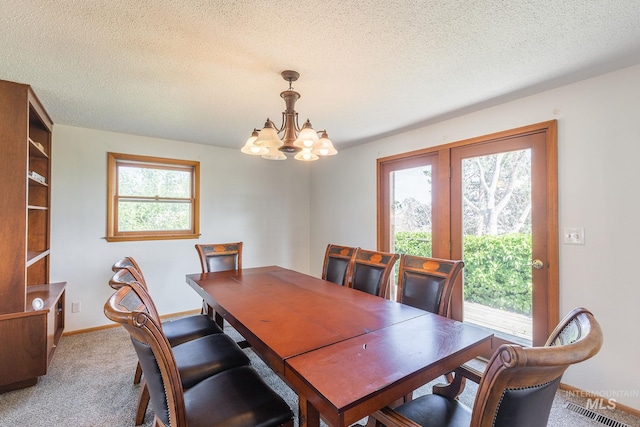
[531, 259, 544, 269]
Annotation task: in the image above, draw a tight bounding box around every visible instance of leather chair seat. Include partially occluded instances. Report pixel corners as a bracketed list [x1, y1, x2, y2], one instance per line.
[163, 314, 223, 347]
[394, 394, 471, 427]
[183, 366, 293, 427]
[172, 333, 250, 389]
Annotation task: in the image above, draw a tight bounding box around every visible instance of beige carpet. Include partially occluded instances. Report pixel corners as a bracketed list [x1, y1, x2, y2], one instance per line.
[0, 325, 637, 427]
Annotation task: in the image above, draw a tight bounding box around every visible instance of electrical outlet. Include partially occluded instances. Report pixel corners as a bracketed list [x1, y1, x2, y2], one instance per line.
[563, 228, 585, 245]
[71, 301, 81, 313]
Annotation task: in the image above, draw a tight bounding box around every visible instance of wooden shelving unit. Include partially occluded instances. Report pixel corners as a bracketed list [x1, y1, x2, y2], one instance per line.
[0, 79, 66, 392]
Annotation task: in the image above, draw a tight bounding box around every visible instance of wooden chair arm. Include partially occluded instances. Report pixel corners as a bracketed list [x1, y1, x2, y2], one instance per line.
[455, 363, 483, 383]
[432, 363, 483, 399]
[372, 407, 423, 427]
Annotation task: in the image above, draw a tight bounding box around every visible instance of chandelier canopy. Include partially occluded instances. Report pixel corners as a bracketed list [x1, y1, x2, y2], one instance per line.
[241, 70, 337, 161]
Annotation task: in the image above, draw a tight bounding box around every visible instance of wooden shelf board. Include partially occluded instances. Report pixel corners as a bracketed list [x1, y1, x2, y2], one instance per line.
[26, 282, 66, 313]
[28, 137, 48, 158]
[28, 205, 48, 210]
[28, 176, 48, 187]
[26, 250, 50, 267]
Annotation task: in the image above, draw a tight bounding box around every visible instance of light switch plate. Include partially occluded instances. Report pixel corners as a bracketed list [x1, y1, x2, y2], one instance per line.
[563, 227, 585, 245]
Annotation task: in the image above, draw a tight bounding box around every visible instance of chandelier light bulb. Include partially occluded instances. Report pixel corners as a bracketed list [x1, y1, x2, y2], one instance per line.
[255, 119, 284, 148]
[293, 120, 320, 149]
[262, 145, 287, 160]
[294, 148, 319, 162]
[313, 131, 337, 156]
[241, 130, 268, 155]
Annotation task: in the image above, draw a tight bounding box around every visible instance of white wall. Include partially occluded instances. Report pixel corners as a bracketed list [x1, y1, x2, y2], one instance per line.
[310, 64, 640, 410]
[50, 126, 311, 332]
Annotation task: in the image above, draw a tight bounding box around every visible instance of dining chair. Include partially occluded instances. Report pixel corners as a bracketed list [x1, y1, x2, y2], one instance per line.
[371, 307, 603, 427]
[321, 244, 358, 286]
[110, 265, 224, 343]
[195, 241, 243, 273]
[396, 255, 464, 318]
[110, 260, 224, 388]
[110, 267, 249, 425]
[110, 261, 223, 347]
[104, 282, 293, 427]
[395, 255, 464, 402]
[194, 242, 243, 323]
[348, 248, 399, 298]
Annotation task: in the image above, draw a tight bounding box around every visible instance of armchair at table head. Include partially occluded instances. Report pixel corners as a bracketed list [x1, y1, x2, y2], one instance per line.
[195, 242, 243, 273]
[396, 255, 464, 318]
[104, 283, 293, 427]
[348, 249, 399, 298]
[372, 307, 603, 427]
[321, 244, 358, 286]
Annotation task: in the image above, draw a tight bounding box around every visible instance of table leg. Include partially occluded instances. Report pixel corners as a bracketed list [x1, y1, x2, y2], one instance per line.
[298, 395, 320, 427]
[214, 312, 224, 329]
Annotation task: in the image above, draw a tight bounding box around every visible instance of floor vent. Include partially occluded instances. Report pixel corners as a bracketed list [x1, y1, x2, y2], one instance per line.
[566, 402, 631, 427]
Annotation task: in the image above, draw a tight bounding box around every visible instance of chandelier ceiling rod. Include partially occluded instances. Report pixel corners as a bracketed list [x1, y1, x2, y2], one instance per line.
[279, 70, 301, 152]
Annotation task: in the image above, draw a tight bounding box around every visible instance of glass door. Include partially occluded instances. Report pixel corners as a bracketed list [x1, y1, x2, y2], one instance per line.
[378, 122, 558, 351]
[378, 153, 439, 299]
[451, 127, 557, 351]
[458, 149, 533, 345]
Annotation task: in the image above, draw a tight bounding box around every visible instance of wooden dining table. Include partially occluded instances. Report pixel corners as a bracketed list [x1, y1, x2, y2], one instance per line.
[185, 266, 493, 427]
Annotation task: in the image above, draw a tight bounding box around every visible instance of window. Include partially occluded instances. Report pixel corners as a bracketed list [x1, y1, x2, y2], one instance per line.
[107, 153, 200, 242]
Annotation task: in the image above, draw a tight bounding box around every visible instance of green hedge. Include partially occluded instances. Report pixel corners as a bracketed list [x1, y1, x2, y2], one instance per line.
[394, 231, 532, 315]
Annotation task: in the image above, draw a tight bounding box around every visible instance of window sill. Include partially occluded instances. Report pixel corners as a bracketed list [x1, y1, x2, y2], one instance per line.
[106, 233, 200, 242]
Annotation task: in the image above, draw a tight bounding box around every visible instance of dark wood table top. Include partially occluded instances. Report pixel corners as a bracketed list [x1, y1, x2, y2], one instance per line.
[186, 266, 427, 372]
[285, 313, 493, 426]
[186, 266, 493, 427]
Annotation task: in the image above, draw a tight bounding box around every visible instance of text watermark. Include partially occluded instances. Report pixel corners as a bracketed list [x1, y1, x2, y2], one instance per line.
[565, 389, 640, 410]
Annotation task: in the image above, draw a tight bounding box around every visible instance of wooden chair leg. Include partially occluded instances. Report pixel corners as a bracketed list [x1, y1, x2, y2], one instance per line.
[133, 361, 143, 385]
[136, 379, 150, 425]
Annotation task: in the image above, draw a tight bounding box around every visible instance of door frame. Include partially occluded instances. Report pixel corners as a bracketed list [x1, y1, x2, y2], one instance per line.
[377, 152, 446, 258]
[377, 120, 558, 344]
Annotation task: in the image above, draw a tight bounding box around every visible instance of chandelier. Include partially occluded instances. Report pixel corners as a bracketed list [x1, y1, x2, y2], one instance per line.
[241, 70, 337, 161]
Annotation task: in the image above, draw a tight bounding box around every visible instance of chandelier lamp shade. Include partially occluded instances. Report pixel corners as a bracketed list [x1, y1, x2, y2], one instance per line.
[241, 70, 337, 161]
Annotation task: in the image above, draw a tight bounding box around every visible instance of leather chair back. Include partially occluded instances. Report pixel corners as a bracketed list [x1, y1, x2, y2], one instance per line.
[104, 282, 181, 426]
[396, 255, 463, 317]
[195, 242, 243, 273]
[109, 267, 162, 326]
[348, 249, 399, 297]
[112, 256, 146, 285]
[321, 244, 358, 286]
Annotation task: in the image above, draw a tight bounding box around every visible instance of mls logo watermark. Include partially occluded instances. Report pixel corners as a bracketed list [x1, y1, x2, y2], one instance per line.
[585, 397, 617, 410]
[567, 389, 640, 411]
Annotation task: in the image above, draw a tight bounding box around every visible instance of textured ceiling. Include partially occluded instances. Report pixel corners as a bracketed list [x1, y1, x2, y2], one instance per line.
[2, 1, 640, 150]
